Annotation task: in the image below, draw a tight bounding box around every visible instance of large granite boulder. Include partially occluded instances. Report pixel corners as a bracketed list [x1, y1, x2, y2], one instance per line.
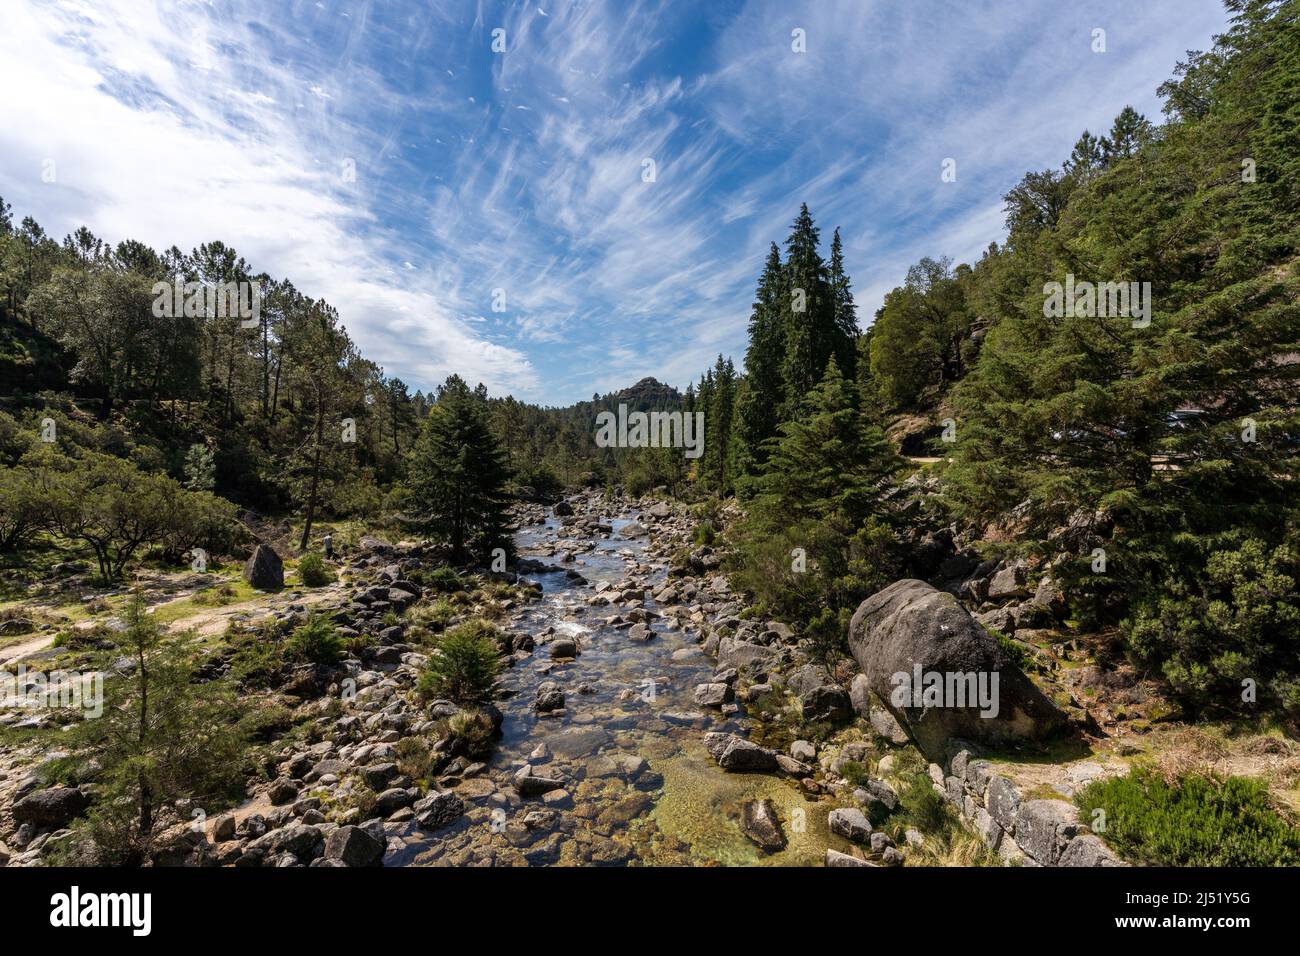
[847, 579, 1066, 757]
[12, 787, 88, 829]
[243, 543, 284, 591]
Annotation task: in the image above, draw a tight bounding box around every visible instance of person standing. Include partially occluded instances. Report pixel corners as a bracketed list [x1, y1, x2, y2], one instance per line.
[323, 532, 334, 561]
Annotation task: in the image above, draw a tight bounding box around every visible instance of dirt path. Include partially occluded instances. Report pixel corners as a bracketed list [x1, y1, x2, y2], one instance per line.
[0, 633, 58, 666]
[158, 582, 350, 638]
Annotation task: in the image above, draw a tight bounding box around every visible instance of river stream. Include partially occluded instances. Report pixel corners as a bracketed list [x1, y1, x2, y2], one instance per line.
[387, 508, 846, 866]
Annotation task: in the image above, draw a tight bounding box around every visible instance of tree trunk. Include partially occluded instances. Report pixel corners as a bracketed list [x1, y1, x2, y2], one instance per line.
[299, 403, 324, 552]
[137, 639, 152, 840]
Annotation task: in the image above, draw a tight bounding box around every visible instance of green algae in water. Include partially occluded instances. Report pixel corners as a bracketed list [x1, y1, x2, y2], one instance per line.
[650, 740, 846, 866]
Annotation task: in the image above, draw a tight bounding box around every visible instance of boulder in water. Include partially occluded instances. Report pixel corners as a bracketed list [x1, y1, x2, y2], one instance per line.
[741, 799, 786, 851]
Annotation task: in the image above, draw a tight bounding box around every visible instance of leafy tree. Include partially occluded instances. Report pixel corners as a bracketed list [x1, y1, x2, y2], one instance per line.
[282, 303, 362, 551]
[868, 256, 974, 409]
[29, 263, 157, 416]
[39, 451, 234, 580]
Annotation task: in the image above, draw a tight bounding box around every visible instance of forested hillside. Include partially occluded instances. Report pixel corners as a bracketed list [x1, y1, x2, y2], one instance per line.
[717, 0, 1299, 718]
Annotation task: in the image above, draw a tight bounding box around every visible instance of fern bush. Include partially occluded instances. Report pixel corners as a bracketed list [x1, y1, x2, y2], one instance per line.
[1075, 768, 1300, 866]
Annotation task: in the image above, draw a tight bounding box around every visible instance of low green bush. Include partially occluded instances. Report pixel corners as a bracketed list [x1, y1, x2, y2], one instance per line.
[426, 566, 466, 594]
[417, 619, 502, 704]
[298, 552, 334, 587]
[1075, 768, 1300, 866]
[288, 615, 345, 665]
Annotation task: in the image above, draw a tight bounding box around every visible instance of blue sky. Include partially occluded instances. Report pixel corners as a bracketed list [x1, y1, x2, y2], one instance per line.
[0, 0, 1231, 405]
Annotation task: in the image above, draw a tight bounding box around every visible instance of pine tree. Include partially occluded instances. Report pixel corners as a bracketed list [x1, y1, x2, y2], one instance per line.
[828, 227, 860, 376]
[406, 375, 514, 564]
[777, 205, 856, 418]
[68, 595, 246, 864]
[736, 242, 785, 475]
[780, 204, 832, 414]
[734, 358, 902, 654]
[1066, 130, 1106, 178]
[1102, 105, 1154, 162]
[700, 355, 736, 494]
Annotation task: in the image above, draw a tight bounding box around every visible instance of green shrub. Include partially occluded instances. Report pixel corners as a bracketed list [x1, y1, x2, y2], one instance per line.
[417, 620, 502, 704]
[427, 567, 466, 594]
[298, 552, 334, 587]
[839, 759, 871, 788]
[1124, 538, 1300, 716]
[238, 703, 296, 742]
[288, 615, 344, 665]
[1075, 768, 1300, 866]
[442, 709, 497, 759]
[394, 735, 441, 784]
[995, 632, 1036, 674]
[693, 521, 716, 546]
[900, 771, 952, 836]
[411, 598, 456, 635]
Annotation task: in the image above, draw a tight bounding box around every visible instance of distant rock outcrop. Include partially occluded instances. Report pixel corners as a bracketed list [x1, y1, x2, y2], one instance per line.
[848, 579, 1066, 756]
[614, 376, 682, 407]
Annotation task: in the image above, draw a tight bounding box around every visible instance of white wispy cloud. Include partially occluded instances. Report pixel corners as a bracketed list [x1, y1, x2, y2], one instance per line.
[0, 0, 1231, 404]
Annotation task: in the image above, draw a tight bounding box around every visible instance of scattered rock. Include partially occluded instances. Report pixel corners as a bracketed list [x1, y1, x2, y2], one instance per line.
[323, 825, 385, 867]
[11, 787, 88, 830]
[703, 732, 780, 772]
[825, 849, 875, 867]
[741, 799, 787, 852]
[828, 807, 872, 843]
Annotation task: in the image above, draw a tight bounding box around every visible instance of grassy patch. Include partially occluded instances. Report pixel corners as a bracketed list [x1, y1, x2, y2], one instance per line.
[1075, 768, 1300, 866]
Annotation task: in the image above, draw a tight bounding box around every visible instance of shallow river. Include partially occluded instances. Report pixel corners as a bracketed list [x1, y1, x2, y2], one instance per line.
[389, 508, 846, 866]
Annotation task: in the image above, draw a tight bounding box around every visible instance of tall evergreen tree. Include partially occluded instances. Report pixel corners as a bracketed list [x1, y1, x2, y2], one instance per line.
[733, 358, 902, 658]
[779, 203, 834, 414]
[1102, 105, 1154, 162]
[828, 227, 860, 376]
[736, 242, 785, 475]
[701, 354, 737, 494]
[406, 375, 514, 564]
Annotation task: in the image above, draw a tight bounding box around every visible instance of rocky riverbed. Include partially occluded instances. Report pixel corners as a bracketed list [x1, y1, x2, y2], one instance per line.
[384, 501, 849, 866]
[1, 489, 1152, 868]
